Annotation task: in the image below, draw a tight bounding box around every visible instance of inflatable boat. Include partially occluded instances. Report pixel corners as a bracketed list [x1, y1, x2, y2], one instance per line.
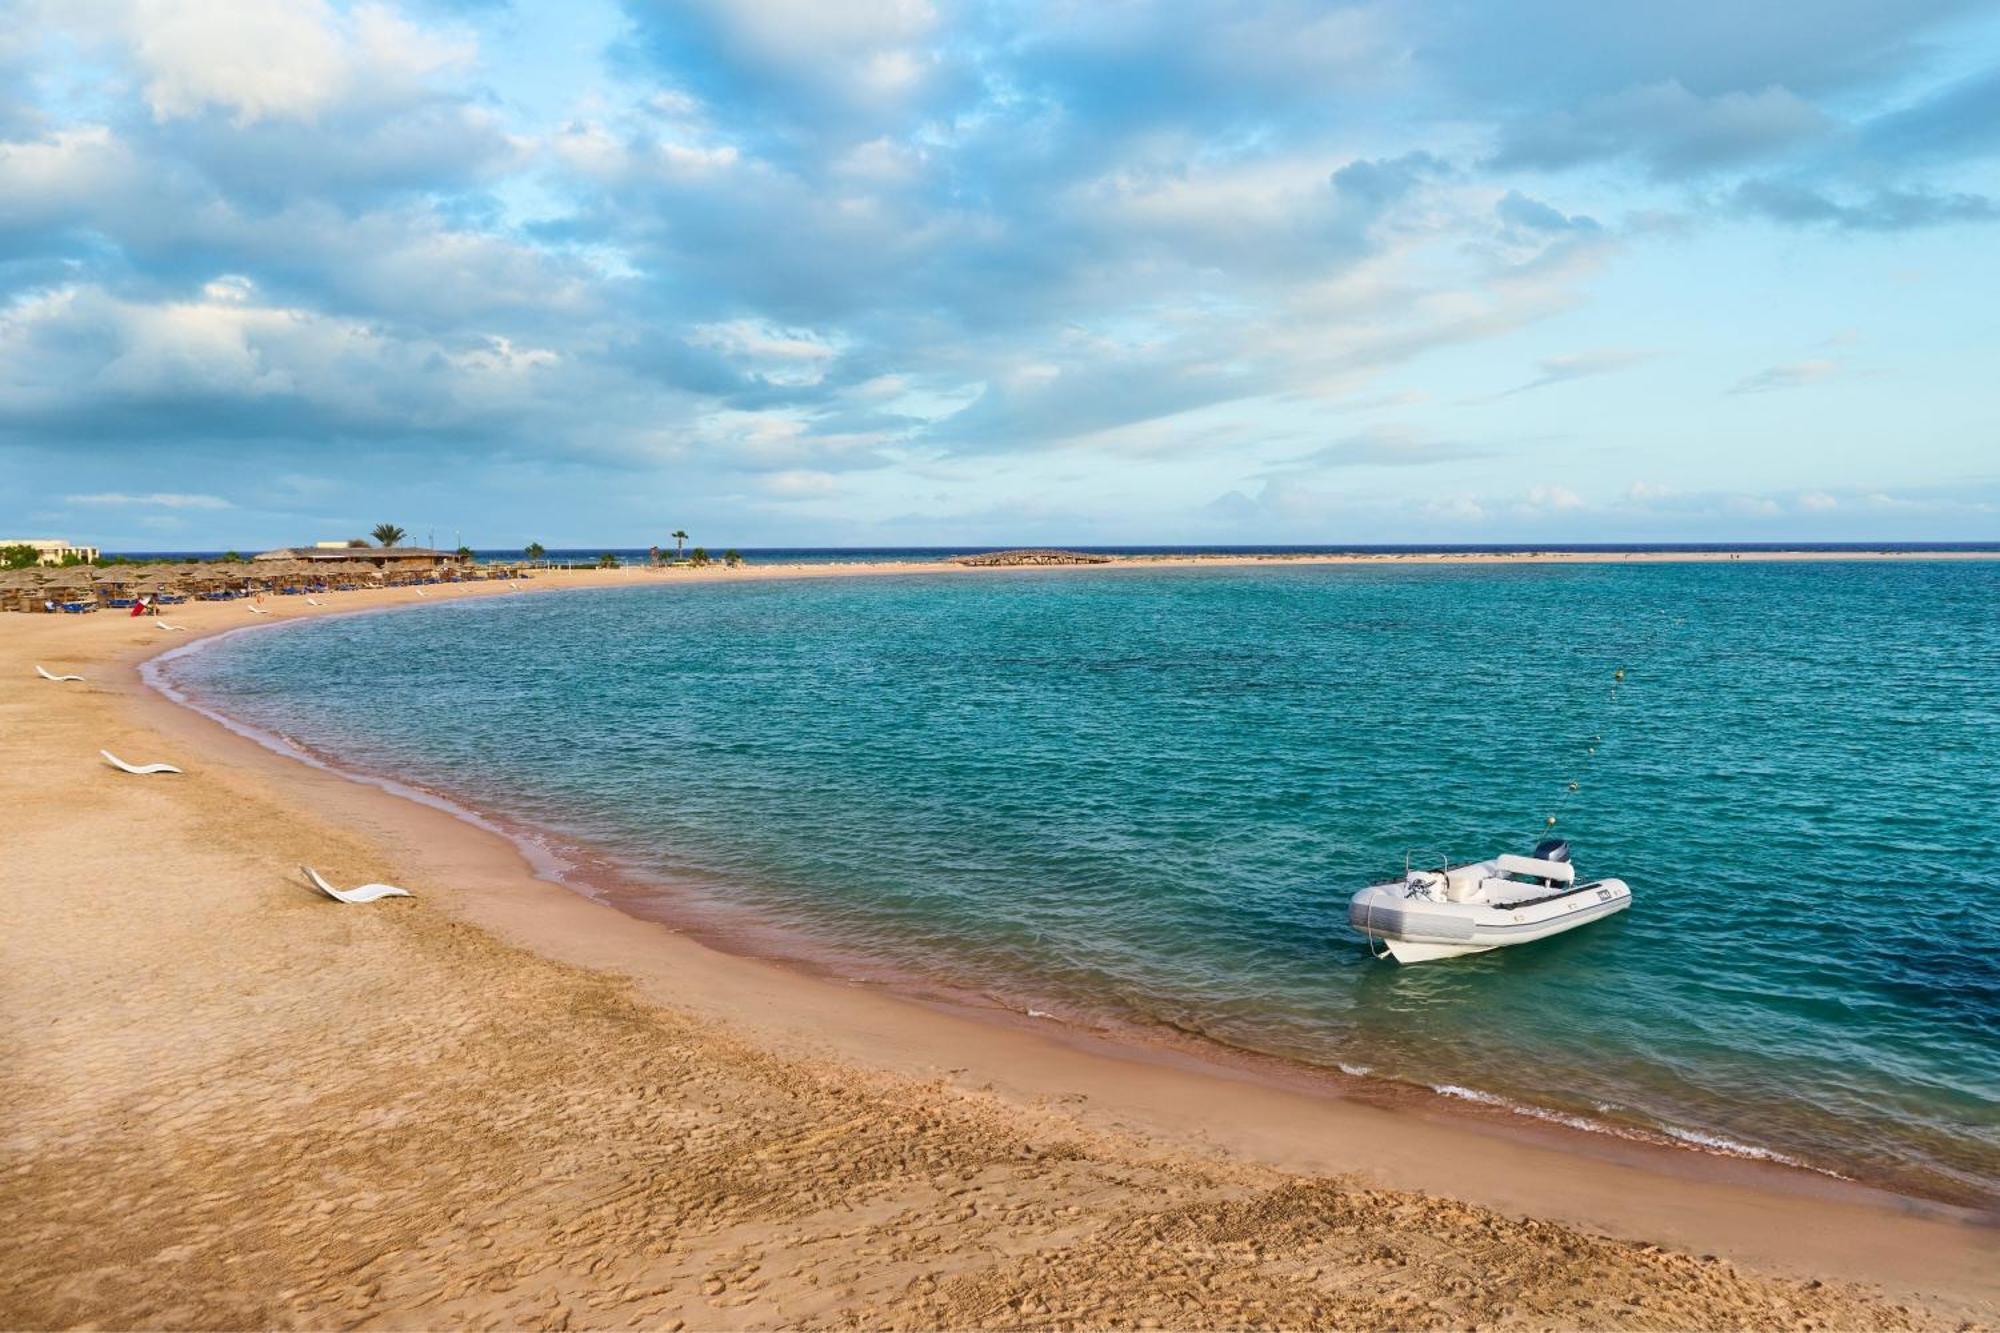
[1348, 839, 1630, 963]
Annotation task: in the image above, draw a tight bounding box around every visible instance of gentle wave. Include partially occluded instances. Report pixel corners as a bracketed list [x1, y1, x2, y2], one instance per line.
[1427, 1083, 1846, 1178]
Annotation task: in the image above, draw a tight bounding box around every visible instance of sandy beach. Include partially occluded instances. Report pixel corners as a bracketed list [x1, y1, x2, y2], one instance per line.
[4, 561, 1996, 1330]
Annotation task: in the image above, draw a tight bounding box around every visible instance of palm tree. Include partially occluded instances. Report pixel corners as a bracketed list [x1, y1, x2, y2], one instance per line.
[524, 541, 545, 563]
[372, 523, 407, 547]
[671, 529, 689, 559]
[454, 544, 474, 561]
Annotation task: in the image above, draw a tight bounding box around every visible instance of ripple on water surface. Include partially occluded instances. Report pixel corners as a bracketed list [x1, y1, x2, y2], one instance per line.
[167, 561, 2000, 1205]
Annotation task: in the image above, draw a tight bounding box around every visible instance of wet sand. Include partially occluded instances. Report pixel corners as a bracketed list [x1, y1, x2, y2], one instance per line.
[3, 563, 1996, 1329]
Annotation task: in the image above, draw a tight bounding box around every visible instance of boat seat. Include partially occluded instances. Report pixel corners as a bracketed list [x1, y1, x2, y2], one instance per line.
[1494, 853, 1575, 885]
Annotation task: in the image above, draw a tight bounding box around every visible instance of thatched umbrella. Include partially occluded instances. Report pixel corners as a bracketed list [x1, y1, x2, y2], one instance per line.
[91, 570, 135, 596]
[136, 570, 189, 599]
[38, 572, 96, 607]
[0, 568, 43, 612]
[184, 568, 237, 597]
[315, 560, 370, 588]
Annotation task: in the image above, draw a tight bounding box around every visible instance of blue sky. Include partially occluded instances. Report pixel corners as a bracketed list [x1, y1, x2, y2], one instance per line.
[2, 0, 1997, 550]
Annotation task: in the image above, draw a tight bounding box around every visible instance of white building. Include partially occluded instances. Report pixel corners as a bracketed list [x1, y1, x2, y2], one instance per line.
[1, 538, 100, 565]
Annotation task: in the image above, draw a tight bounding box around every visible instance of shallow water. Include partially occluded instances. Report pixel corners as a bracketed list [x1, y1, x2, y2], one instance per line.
[166, 561, 2000, 1204]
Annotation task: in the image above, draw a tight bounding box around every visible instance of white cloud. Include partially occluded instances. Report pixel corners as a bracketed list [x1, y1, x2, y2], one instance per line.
[1494, 81, 1829, 177]
[201, 275, 256, 304]
[681, 0, 940, 111]
[689, 320, 843, 385]
[833, 136, 926, 184]
[0, 279, 586, 433]
[1472, 346, 1654, 401]
[70, 0, 474, 125]
[0, 126, 139, 229]
[1296, 425, 1486, 467]
[68, 491, 232, 508]
[1524, 483, 1585, 512]
[130, 0, 347, 122]
[447, 336, 560, 376]
[1423, 495, 1487, 523]
[759, 469, 840, 497]
[1728, 358, 1839, 394]
[698, 0, 935, 66]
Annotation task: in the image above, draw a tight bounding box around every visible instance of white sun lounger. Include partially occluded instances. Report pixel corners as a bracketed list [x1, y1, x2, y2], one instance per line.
[35, 664, 84, 682]
[101, 749, 182, 775]
[301, 865, 412, 904]
[154, 621, 189, 631]
[247, 605, 272, 615]
[305, 597, 324, 606]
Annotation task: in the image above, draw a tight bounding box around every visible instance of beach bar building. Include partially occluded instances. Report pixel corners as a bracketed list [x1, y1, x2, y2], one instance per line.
[253, 544, 468, 572]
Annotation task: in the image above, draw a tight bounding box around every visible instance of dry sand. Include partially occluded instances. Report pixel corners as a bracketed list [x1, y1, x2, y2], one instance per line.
[3, 561, 1996, 1330]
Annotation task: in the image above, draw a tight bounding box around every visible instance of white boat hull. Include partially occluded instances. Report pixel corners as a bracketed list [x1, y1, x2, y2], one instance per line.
[1350, 877, 1630, 964]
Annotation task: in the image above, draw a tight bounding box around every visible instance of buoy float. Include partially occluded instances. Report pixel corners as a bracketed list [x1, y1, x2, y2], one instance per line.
[1614, 668, 1625, 681]
[1546, 815, 1558, 827]
[1567, 781, 1579, 792]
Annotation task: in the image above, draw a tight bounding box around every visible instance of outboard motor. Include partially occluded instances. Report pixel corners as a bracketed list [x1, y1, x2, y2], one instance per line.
[1532, 837, 1572, 865]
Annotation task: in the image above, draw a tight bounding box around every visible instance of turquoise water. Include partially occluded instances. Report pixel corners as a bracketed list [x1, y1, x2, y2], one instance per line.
[163, 562, 2000, 1205]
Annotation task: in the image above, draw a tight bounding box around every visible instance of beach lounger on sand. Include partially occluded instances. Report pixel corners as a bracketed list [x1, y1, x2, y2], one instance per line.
[247, 605, 272, 615]
[301, 866, 413, 904]
[35, 665, 84, 682]
[154, 621, 189, 631]
[100, 749, 182, 775]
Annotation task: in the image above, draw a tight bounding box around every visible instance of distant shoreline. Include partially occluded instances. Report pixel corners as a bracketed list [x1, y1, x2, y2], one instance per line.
[84, 540, 2000, 568]
[9, 544, 1998, 618]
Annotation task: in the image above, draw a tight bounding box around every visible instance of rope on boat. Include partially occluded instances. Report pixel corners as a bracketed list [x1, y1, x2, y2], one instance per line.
[1361, 896, 1395, 960]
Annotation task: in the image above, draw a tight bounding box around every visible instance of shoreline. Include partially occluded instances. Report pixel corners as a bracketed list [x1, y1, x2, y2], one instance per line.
[146, 612, 1953, 1211]
[7, 562, 1998, 1327]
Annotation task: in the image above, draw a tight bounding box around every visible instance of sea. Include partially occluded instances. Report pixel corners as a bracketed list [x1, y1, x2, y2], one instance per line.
[156, 554, 2000, 1207]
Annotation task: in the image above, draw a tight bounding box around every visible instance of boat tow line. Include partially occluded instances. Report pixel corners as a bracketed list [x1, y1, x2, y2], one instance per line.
[1542, 664, 1629, 833]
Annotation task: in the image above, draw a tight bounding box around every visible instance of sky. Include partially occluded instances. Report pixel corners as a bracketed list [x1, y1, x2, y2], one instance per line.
[2, 0, 1998, 551]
